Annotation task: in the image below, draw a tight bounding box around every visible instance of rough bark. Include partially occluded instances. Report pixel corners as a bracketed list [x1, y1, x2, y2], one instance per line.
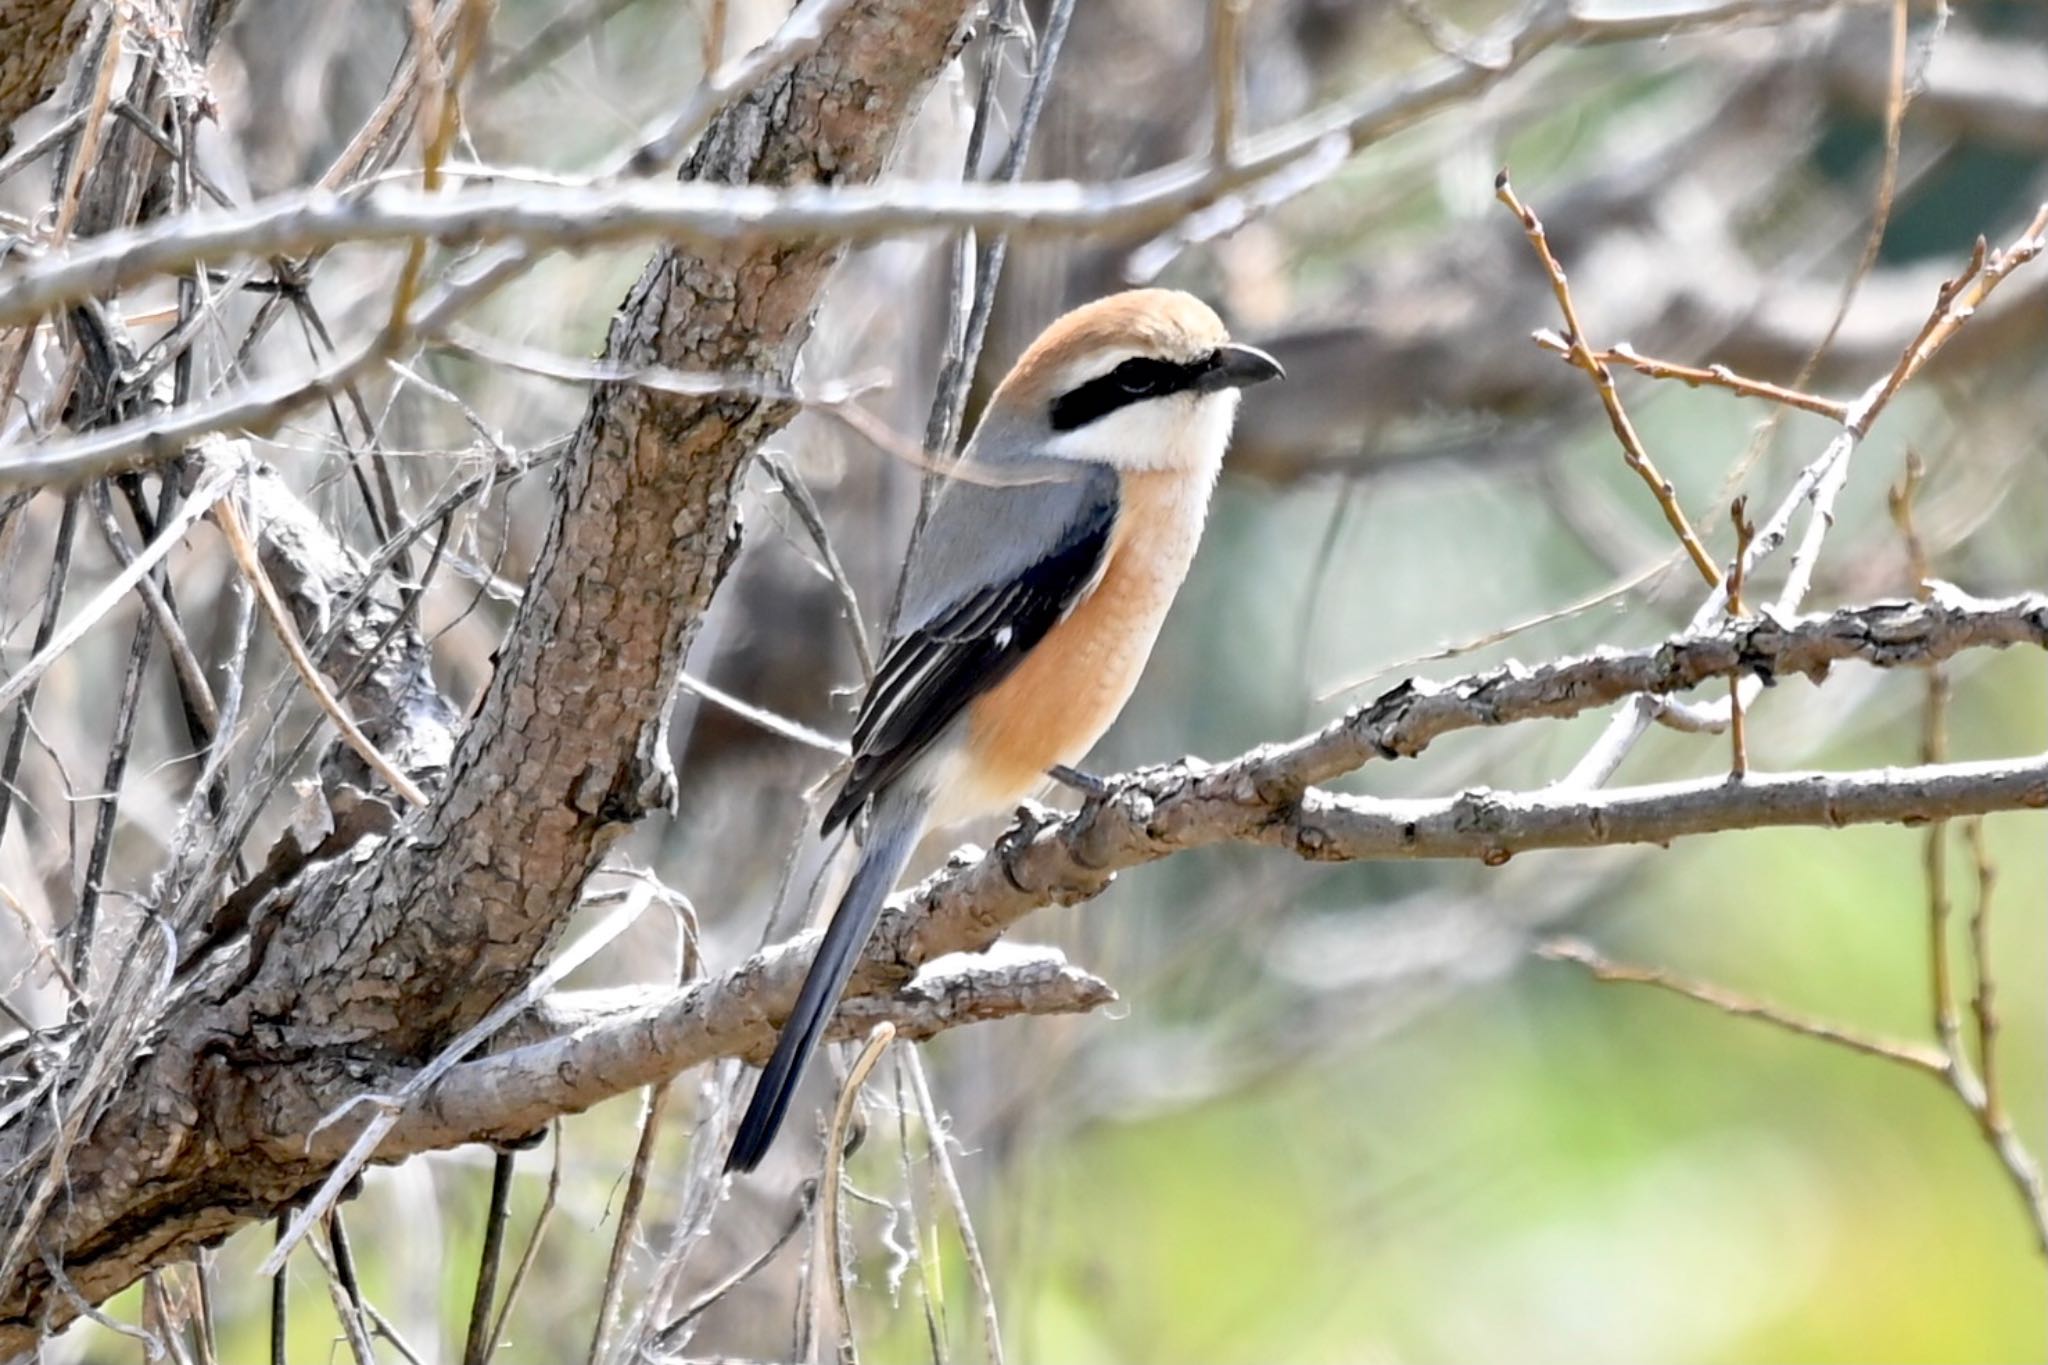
[0, 0, 967, 1346]
[0, 0, 86, 154]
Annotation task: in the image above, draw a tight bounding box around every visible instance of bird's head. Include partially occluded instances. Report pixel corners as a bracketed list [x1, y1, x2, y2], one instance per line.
[977, 288, 1283, 473]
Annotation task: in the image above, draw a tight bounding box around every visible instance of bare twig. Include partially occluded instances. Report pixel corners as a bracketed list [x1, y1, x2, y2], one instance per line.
[1962, 819, 2002, 1130]
[891, 1057, 948, 1365]
[0, 0, 1884, 335]
[906, 1051, 1004, 1365]
[385, 0, 489, 342]
[654, 1179, 818, 1342]
[1496, 171, 1721, 587]
[0, 4, 1899, 494]
[1892, 454, 1964, 1061]
[1532, 336, 1851, 423]
[1539, 938, 1949, 1073]
[910, 0, 1078, 547]
[481, 1124, 562, 1362]
[40, 1242, 165, 1359]
[317, 1217, 377, 1365]
[1560, 199, 2048, 787]
[1725, 498, 1754, 777]
[0, 495, 81, 851]
[1867, 203, 2048, 424]
[269, 1218, 287, 1365]
[1210, 0, 1248, 168]
[821, 1024, 895, 1365]
[616, 0, 862, 176]
[675, 671, 849, 757]
[0, 463, 230, 717]
[760, 448, 875, 682]
[587, 1081, 673, 1365]
[460, 1150, 515, 1365]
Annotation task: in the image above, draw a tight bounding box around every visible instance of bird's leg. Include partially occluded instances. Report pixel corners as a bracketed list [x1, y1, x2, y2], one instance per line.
[1047, 764, 1114, 800]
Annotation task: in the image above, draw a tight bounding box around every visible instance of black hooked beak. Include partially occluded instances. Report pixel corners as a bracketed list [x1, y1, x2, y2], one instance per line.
[1200, 342, 1285, 392]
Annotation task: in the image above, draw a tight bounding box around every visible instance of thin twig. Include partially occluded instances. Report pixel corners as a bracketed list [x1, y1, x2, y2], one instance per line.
[0, 8, 1921, 494]
[821, 1024, 896, 1365]
[0, 0, 1887, 340]
[891, 1056, 948, 1365]
[40, 1242, 166, 1360]
[48, 1, 126, 246]
[656, 1179, 818, 1339]
[269, 1215, 288, 1365]
[1540, 938, 1949, 1074]
[0, 465, 228, 717]
[616, 0, 861, 177]
[319, 1216, 377, 1365]
[0, 495, 80, 850]
[906, 0, 1077, 577]
[1893, 454, 1964, 1061]
[1532, 335, 1851, 423]
[1496, 171, 1721, 587]
[760, 449, 874, 681]
[1725, 498, 1753, 778]
[1210, 0, 1248, 169]
[1867, 205, 2048, 425]
[587, 1080, 674, 1365]
[906, 1050, 1004, 1365]
[191, 1256, 219, 1365]
[386, 0, 490, 341]
[1962, 819, 2002, 1130]
[674, 671, 849, 757]
[68, 503, 156, 989]
[481, 1123, 562, 1362]
[1559, 199, 2048, 788]
[461, 1150, 516, 1365]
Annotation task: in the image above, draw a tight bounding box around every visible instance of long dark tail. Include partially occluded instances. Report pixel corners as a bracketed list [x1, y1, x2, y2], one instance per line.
[726, 790, 927, 1173]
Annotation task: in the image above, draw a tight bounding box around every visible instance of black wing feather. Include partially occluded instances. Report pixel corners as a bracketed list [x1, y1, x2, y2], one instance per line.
[823, 483, 1117, 834]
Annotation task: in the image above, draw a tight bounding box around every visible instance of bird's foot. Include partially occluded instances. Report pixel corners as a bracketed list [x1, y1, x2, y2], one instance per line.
[1048, 764, 1115, 801]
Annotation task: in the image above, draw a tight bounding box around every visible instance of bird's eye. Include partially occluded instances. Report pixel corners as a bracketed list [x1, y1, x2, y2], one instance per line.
[1112, 361, 1159, 396]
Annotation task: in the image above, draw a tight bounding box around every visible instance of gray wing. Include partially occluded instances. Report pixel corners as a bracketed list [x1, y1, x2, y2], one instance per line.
[823, 457, 1118, 834]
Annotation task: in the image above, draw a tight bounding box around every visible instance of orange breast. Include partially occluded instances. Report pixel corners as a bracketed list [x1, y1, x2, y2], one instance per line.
[951, 466, 1212, 819]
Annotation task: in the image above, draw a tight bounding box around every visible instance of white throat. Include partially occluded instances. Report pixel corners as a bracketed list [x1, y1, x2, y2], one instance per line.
[1043, 389, 1241, 474]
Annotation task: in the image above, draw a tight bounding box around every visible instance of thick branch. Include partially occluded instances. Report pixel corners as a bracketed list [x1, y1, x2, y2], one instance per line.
[856, 589, 2048, 988]
[295, 589, 2048, 1161]
[359, 749, 2048, 1165]
[1287, 757, 2048, 862]
[349, 948, 1113, 1157]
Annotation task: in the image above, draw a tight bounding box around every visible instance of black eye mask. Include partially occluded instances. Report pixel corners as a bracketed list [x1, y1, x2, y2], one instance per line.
[1048, 343, 1282, 431]
[1048, 354, 1215, 431]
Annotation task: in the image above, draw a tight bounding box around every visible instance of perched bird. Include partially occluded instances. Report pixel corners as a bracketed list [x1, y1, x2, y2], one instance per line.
[726, 289, 1282, 1173]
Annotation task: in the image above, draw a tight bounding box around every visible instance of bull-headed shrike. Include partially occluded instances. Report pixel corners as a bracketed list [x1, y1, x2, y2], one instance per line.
[728, 288, 1282, 1172]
